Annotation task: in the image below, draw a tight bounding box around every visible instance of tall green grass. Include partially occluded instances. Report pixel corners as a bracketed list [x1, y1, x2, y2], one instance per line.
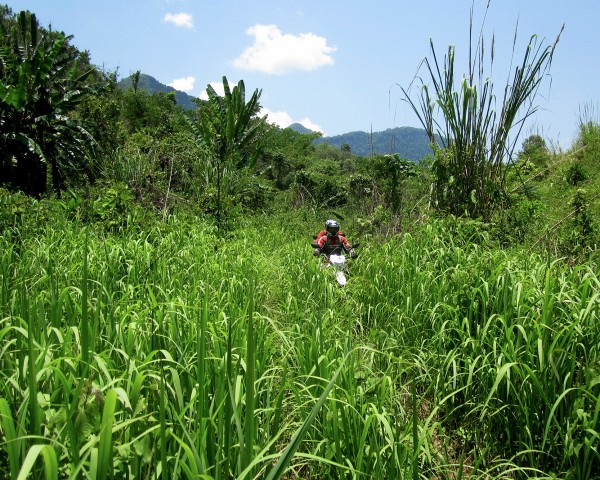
[0, 214, 598, 478]
[354, 220, 599, 477]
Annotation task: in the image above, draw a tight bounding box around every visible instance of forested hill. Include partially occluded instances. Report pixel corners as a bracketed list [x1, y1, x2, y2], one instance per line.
[118, 73, 197, 110]
[119, 73, 432, 161]
[291, 124, 432, 161]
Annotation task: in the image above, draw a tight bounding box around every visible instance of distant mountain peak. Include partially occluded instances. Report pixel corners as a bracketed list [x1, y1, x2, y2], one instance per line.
[286, 123, 316, 134]
[117, 73, 198, 110]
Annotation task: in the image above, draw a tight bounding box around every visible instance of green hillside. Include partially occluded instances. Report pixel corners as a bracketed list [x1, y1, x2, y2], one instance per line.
[505, 126, 600, 254]
[287, 122, 315, 134]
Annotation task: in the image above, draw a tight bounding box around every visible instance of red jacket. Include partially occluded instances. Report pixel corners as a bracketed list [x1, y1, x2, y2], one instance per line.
[316, 229, 345, 241]
[317, 233, 350, 254]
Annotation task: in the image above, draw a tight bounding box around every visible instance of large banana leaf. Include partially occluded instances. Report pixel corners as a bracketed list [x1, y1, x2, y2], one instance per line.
[0, 10, 105, 195]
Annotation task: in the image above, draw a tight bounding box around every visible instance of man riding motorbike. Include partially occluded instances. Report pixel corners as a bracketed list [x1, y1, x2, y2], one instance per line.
[313, 220, 357, 258]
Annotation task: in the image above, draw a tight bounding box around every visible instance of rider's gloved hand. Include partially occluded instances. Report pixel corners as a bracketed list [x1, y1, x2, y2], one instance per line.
[313, 248, 321, 256]
[349, 249, 358, 258]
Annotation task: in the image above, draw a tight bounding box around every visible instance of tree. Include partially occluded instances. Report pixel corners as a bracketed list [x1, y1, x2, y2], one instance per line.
[0, 9, 105, 196]
[373, 154, 416, 215]
[190, 76, 267, 234]
[517, 134, 550, 169]
[120, 82, 186, 136]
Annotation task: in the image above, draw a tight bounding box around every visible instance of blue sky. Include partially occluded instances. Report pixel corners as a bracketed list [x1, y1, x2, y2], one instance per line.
[7, 0, 600, 148]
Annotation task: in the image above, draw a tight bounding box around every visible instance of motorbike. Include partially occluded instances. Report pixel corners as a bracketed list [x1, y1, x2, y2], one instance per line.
[311, 238, 359, 286]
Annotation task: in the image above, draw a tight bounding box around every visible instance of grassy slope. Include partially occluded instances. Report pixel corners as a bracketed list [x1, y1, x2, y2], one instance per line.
[509, 125, 600, 253]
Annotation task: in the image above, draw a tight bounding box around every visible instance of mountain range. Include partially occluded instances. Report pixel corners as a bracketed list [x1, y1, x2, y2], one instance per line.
[299, 124, 431, 161]
[118, 73, 432, 161]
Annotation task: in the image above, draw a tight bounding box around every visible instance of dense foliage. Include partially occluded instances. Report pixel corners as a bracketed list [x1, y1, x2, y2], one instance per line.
[118, 72, 198, 110]
[0, 8, 108, 196]
[0, 4, 598, 480]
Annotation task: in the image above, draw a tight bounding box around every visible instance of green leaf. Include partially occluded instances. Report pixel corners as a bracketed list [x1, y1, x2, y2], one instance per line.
[265, 353, 350, 480]
[95, 389, 118, 480]
[17, 444, 58, 480]
[0, 398, 21, 480]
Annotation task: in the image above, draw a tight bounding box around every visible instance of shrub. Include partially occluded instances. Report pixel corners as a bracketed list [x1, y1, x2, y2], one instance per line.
[566, 163, 588, 186]
[60, 183, 151, 233]
[557, 188, 597, 258]
[491, 197, 546, 246]
[517, 134, 550, 168]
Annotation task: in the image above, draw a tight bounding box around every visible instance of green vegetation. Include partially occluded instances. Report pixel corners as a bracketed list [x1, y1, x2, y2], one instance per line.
[0, 209, 598, 479]
[1, 4, 599, 480]
[0, 8, 106, 196]
[189, 76, 267, 235]
[118, 72, 198, 111]
[403, 11, 563, 221]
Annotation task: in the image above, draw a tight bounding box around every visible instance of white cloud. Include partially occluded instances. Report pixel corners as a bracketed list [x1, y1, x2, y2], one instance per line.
[168, 76, 196, 92]
[163, 12, 194, 29]
[260, 107, 325, 134]
[198, 81, 238, 100]
[197, 83, 325, 134]
[260, 107, 293, 127]
[296, 117, 325, 134]
[233, 24, 336, 75]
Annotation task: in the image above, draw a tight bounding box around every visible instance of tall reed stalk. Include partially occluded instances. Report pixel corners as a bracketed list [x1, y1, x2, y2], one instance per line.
[403, 4, 563, 220]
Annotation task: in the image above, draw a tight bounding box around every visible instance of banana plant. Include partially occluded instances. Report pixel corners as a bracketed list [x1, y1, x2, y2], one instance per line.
[191, 76, 267, 235]
[0, 10, 103, 196]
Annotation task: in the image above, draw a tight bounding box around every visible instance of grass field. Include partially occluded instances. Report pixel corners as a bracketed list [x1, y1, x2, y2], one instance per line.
[0, 212, 598, 479]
